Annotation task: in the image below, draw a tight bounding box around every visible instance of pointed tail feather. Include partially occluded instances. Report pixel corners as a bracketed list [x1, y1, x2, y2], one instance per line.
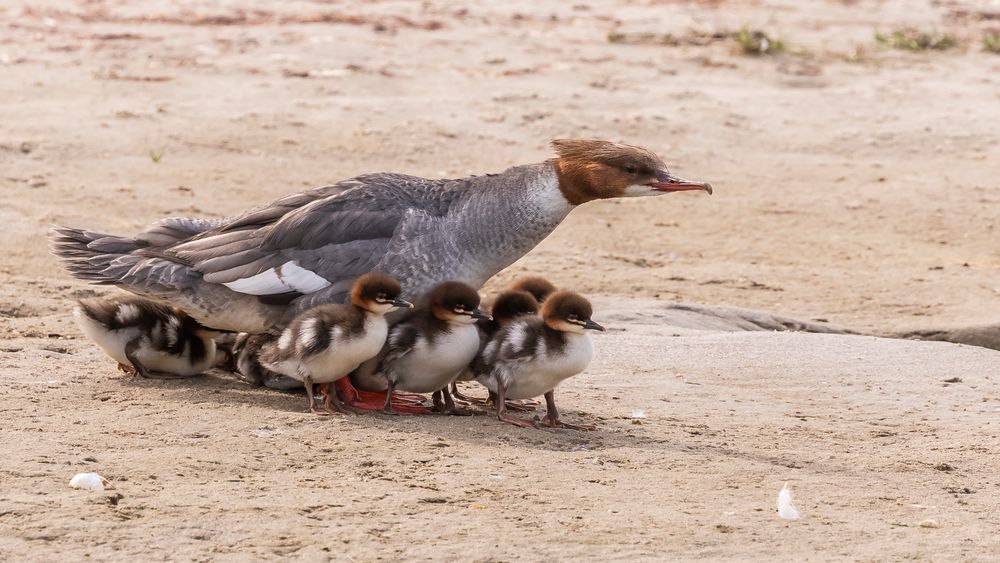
[48, 217, 224, 285]
[48, 226, 147, 285]
[48, 225, 202, 292]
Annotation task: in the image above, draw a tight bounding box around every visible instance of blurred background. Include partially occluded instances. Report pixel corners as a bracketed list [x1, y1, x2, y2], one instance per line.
[2, 0, 998, 333]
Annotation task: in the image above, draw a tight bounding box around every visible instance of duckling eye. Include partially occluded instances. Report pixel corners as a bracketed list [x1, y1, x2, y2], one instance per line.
[623, 165, 638, 175]
[567, 314, 579, 322]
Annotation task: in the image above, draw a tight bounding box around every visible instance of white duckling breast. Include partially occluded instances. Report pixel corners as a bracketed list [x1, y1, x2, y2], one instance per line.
[301, 315, 388, 384]
[390, 324, 480, 393]
[503, 333, 593, 400]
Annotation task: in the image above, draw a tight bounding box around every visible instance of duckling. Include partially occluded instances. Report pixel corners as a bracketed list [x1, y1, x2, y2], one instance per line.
[378, 281, 490, 415]
[229, 332, 303, 390]
[73, 295, 227, 379]
[476, 291, 605, 430]
[505, 276, 557, 304]
[257, 273, 411, 414]
[451, 289, 540, 405]
[474, 273, 556, 410]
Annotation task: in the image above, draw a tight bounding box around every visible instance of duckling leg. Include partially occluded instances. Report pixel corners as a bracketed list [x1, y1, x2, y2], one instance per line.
[349, 359, 425, 406]
[319, 383, 353, 415]
[303, 376, 321, 415]
[382, 379, 397, 414]
[495, 382, 537, 429]
[540, 390, 595, 431]
[484, 391, 537, 412]
[300, 375, 332, 416]
[433, 386, 473, 416]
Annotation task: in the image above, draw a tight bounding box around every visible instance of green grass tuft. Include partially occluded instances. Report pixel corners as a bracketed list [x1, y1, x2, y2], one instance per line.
[984, 32, 1000, 54]
[875, 28, 956, 51]
[733, 27, 785, 56]
[148, 149, 164, 163]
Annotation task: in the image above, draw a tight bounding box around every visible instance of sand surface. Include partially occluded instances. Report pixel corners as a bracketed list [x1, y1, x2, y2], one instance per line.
[2, 0, 999, 560]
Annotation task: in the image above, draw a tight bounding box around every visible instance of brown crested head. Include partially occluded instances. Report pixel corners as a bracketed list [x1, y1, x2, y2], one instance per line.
[505, 276, 557, 304]
[429, 281, 490, 324]
[350, 273, 411, 313]
[490, 290, 539, 327]
[551, 139, 712, 205]
[541, 290, 605, 333]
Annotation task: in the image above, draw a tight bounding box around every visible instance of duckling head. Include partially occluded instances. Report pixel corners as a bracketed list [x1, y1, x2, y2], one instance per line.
[505, 276, 556, 304]
[541, 291, 605, 334]
[490, 290, 539, 328]
[351, 273, 412, 315]
[430, 281, 491, 325]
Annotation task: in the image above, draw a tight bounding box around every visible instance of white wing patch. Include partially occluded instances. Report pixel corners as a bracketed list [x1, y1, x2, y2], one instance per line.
[277, 329, 293, 350]
[165, 316, 181, 348]
[298, 318, 319, 350]
[115, 303, 142, 324]
[502, 322, 529, 357]
[223, 261, 331, 296]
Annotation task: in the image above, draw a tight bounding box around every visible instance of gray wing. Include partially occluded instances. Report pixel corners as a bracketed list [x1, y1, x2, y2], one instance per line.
[163, 174, 454, 307]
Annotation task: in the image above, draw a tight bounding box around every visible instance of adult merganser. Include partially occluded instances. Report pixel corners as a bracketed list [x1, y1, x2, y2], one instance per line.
[49, 139, 711, 410]
[256, 273, 412, 414]
[475, 291, 605, 430]
[73, 295, 226, 379]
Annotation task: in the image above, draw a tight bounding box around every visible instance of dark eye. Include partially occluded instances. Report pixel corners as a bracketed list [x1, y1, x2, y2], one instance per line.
[377, 293, 387, 300]
[567, 314, 579, 322]
[623, 165, 638, 175]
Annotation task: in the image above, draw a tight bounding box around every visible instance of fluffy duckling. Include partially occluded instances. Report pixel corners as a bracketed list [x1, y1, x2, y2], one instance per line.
[258, 273, 411, 414]
[476, 291, 604, 430]
[73, 295, 227, 379]
[229, 332, 304, 390]
[490, 276, 557, 411]
[451, 289, 540, 405]
[379, 281, 490, 414]
[505, 276, 557, 304]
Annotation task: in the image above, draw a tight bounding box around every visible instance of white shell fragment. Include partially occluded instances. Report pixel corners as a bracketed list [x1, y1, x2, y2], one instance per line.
[69, 472, 111, 492]
[777, 482, 801, 520]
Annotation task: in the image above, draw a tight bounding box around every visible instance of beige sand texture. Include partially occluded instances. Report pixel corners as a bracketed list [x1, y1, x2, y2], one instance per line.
[2, 0, 999, 560]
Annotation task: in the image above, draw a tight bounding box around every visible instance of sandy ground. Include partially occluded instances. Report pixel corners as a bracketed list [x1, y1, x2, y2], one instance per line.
[2, 0, 1000, 560]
